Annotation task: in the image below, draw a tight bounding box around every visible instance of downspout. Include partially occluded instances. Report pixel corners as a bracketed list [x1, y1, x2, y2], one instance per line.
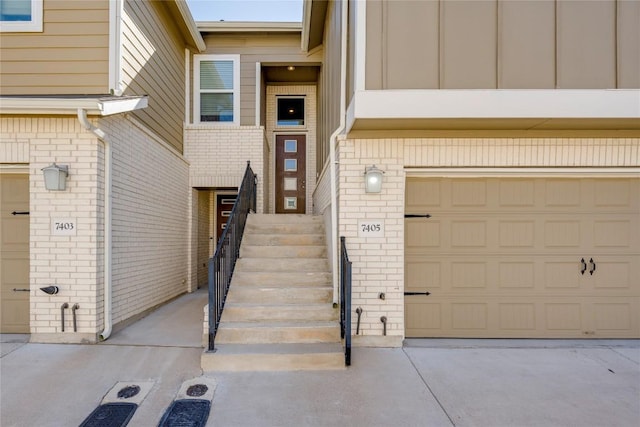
[77, 109, 113, 341]
[330, 0, 349, 303]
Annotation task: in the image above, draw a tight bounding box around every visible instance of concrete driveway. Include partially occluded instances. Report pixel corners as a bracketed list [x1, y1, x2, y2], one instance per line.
[1, 290, 638, 426]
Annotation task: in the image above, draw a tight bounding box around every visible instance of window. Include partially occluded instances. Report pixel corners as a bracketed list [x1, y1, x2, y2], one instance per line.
[0, 0, 42, 32]
[277, 97, 305, 126]
[194, 54, 240, 125]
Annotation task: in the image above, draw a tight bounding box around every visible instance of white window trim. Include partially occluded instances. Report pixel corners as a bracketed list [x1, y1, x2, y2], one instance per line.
[0, 0, 42, 32]
[194, 54, 240, 126]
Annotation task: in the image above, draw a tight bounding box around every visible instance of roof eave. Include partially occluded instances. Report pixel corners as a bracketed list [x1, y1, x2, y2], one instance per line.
[0, 96, 149, 116]
[197, 21, 302, 33]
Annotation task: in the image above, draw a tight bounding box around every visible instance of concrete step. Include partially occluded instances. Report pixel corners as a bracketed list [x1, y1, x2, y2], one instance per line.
[242, 233, 325, 246]
[221, 303, 338, 322]
[232, 271, 331, 287]
[240, 245, 326, 259]
[201, 343, 345, 372]
[216, 321, 341, 344]
[236, 257, 328, 272]
[226, 286, 332, 304]
[245, 222, 324, 235]
[247, 214, 324, 225]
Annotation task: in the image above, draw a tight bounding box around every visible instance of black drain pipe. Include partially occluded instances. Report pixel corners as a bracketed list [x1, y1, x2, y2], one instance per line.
[60, 303, 69, 332]
[380, 316, 387, 336]
[355, 307, 363, 335]
[72, 304, 80, 332]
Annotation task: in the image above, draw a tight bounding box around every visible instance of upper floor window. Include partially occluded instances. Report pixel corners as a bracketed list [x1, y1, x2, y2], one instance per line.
[194, 54, 240, 125]
[277, 97, 305, 127]
[0, 0, 42, 32]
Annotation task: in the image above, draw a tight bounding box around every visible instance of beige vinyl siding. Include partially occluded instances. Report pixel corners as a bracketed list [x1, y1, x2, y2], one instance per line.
[200, 33, 321, 127]
[317, 0, 343, 172]
[617, 0, 640, 88]
[121, 1, 186, 152]
[366, 0, 639, 90]
[0, 0, 109, 94]
[557, 0, 616, 88]
[499, 1, 555, 89]
[347, 0, 356, 104]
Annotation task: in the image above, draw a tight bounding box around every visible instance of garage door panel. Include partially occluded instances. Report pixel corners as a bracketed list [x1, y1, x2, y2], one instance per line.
[405, 177, 640, 339]
[594, 179, 639, 208]
[499, 180, 536, 207]
[498, 261, 535, 288]
[545, 303, 583, 331]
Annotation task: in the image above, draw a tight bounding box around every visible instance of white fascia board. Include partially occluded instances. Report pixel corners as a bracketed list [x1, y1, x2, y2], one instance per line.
[0, 96, 148, 116]
[98, 96, 148, 115]
[353, 90, 640, 119]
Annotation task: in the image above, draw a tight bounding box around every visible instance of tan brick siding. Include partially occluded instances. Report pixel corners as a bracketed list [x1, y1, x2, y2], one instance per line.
[184, 125, 267, 214]
[1, 115, 190, 342]
[100, 115, 190, 326]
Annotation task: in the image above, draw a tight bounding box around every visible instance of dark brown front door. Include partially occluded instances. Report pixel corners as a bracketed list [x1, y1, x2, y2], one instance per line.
[216, 193, 237, 241]
[275, 135, 306, 214]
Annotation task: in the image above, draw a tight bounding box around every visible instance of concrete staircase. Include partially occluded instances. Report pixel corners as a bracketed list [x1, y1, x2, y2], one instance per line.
[201, 214, 345, 371]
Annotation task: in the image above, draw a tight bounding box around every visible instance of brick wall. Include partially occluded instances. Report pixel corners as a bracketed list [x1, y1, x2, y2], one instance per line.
[101, 115, 190, 326]
[1, 117, 102, 341]
[1, 115, 190, 342]
[184, 125, 267, 214]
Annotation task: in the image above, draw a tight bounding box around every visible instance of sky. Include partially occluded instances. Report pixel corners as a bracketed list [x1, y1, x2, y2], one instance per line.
[186, 0, 304, 22]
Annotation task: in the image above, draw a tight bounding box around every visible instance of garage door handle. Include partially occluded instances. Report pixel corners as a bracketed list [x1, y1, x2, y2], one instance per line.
[404, 214, 431, 218]
[404, 292, 431, 296]
[12, 288, 30, 292]
[11, 211, 29, 216]
[589, 258, 596, 275]
[580, 258, 587, 275]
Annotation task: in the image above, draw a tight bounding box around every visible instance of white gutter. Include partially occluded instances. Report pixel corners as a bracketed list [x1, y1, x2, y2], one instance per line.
[77, 109, 113, 341]
[329, 0, 348, 304]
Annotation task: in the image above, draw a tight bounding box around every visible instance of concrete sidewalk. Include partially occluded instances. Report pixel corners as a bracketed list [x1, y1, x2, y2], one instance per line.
[1, 290, 638, 426]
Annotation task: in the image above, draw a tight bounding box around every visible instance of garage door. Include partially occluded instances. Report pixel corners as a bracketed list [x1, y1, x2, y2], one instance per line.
[405, 178, 639, 338]
[0, 173, 30, 333]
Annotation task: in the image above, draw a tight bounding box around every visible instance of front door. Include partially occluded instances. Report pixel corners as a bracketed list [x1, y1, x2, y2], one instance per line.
[0, 173, 30, 333]
[216, 193, 237, 241]
[275, 135, 306, 214]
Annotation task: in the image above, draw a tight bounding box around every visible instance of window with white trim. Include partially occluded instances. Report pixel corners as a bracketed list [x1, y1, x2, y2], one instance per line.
[194, 54, 240, 125]
[0, 0, 42, 32]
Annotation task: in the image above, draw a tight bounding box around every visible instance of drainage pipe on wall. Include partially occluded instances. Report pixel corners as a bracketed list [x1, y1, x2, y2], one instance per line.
[77, 109, 113, 341]
[328, 0, 349, 304]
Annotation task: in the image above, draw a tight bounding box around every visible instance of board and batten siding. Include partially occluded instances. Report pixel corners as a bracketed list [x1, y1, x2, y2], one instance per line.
[366, 0, 640, 90]
[121, 0, 186, 152]
[0, 0, 110, 94]
[318, 0, 344, 174]
[199, 33, 321, 127]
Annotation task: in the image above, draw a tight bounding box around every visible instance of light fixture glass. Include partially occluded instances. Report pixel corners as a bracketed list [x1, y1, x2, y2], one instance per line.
[364, 165, 384, 193]
[287, 65, 295, 71]
[42, 163, 69, 191]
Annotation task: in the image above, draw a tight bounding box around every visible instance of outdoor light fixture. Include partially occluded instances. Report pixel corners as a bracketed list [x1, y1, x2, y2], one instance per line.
[364, 165, 384, 193]
[287, 65, 295, 71]
[42, 163, 69, 191]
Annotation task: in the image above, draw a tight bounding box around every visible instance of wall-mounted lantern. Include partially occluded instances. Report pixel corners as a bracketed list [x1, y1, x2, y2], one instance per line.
[364, 165, 384, 193]
[42, 163, 69, 191]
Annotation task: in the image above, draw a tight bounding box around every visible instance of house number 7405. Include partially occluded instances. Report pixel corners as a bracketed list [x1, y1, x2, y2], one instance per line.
[358, 220, 384, 238]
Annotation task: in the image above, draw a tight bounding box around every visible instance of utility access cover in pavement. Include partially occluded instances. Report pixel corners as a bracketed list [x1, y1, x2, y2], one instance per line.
[79, 402, 137, 427]
[157, 399, 211, 427]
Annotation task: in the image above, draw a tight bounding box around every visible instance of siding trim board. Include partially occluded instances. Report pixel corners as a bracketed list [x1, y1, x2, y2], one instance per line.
[347, 89, 640, 132]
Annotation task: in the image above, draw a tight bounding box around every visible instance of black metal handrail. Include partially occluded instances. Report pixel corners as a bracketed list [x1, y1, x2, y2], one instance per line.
[208, 161, 257, 351]
[340, 236, 352, 366]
